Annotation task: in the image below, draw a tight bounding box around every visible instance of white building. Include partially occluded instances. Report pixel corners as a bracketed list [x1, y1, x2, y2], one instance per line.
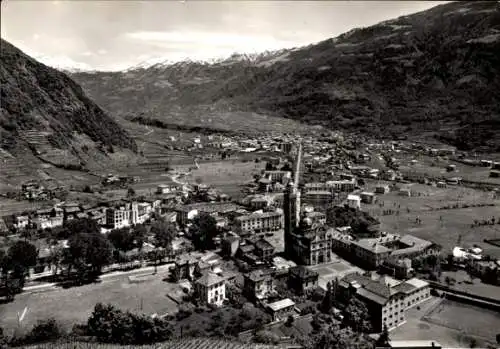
[194, 272, 226, 306]
[347, 194, 361, 209]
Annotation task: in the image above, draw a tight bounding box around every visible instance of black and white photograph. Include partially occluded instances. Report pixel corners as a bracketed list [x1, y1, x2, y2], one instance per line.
[1, 1, 500, 348]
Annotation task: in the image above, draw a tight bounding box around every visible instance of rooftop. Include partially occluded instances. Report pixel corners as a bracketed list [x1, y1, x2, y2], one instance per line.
[195, 272, 226, 287]
[254, 238, 274, 251]
[246, 268, 274, 282]
[290, 265, 319, 279]
[352, 239, 391, 254]
[266, 298, 295, 312]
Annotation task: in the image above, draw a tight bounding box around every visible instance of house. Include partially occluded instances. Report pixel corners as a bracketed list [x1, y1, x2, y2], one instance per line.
[381, 258, 414, 279]
[176, 202, 242, 227]
[346, 195, 361, 209]
[157, 183, 180, 194]
[266, 298, 296, 322]
[360, 192, 376, 204]
[194, 272, 226, 306]
[254, 238, 275, 262]
[13, 215, 29, 230]
[263, 171, 292, 184]
[340, 274, 431, 332]
[233, 211, 283, 235]
[174, 255, 200, 281]
[302, 191, 334, 210]
[288, 266, 319, 294]
[272, 256, 297, 276]
[243, 268, 276, 302]
[222, 235, 240, 257]
[194, 256, 221, 277]
[375, 185, 390, 194]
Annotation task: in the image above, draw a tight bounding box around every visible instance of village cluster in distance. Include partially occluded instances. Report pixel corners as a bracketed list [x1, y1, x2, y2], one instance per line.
[1, 130, 500, 349]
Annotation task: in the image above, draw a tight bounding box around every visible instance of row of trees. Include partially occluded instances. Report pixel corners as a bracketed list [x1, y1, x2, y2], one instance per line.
[0, 240, 38, 301]
[2, 213, 221, 301]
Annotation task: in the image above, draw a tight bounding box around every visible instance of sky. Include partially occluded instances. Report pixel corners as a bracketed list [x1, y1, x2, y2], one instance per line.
[1, 1, 448, 71]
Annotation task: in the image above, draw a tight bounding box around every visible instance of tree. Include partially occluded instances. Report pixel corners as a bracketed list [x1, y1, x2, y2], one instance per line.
[496, 333, 500, 345]
[133, 224, 148, 249]
[265, 162, 275, 171]
[28, 318, 64, 344]
[375, 324, 390, 348]
[285, 315, 294, 327]
[87, 303, 172, 344]
[306, 324, 372, 349]
[320, 282, 334, 314]
[189, 213, 218, 251]
[151, 220, 177, 273]
[66, 219, 113, 278]
[6, 240, 38, 276]
[127, 187, 136, 198]
[108, 228, 135, 252]
[281, 163, 292, 171]
[0, 241, 38, 300]
[343, 298, 372, 333]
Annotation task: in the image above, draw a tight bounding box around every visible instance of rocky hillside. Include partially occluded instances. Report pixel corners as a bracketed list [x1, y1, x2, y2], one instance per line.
[71, 1, 500, 151]
[0, 39, 137, 163]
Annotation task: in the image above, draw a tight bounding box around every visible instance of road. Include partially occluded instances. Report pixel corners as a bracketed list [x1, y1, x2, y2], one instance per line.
[23, 263, 174, 294]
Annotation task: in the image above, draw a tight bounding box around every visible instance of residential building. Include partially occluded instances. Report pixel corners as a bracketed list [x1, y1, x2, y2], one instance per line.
[156, 183, 181, 194]
[288, 266, 319, 294]
[347, 194, 361, 209]
[254, 238, 275, 262]
[266, 298, 296, 321]
[360, 192, 376, 204]
[302, 191, 334, 210]
[222, 235, 240, 257]
[106, 202, 140, 229]
[233, 211, 283, 235]
[194, 272, 226, 306]
[375, 185, 390, 194]
[14, 215, 29, 230]
[244, 268, 276, 302]
[340, 273, 431, 332]
[176, 202, 241, 226]
[263, 170, 292, 183]
[333, 233, 439, 270]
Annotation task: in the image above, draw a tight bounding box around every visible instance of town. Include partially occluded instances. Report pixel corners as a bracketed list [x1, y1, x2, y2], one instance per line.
[1, 129, 500, 349]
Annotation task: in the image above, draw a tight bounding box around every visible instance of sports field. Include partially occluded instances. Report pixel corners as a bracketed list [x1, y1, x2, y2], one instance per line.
[0, 271, 180, 337]
[362, 181, 500, 257]
[391, 297, 499, 347]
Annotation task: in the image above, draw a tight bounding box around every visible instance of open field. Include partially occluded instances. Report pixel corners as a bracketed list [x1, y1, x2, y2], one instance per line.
[424, 299, 500, 342]
[362, 181, 500, 257]
[0, 199, 52, 217]
[177, 160, 264, 199]
[0, 273, 180, 336]
[150, 110, 321, 136]
[390, 297, 499, 347]
[397, 154, 500, 185]
[438, 270, 500, 300]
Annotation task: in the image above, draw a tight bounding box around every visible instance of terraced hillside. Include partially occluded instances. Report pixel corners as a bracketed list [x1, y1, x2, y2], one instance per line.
[0, 39, 140, 184]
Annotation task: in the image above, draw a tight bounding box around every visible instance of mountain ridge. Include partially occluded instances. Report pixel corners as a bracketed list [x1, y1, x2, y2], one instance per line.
[70, 1, 500, 151]
[0, 38, 138, 181]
